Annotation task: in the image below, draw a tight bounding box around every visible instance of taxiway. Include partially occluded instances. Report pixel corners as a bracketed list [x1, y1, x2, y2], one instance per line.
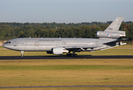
[0, 55, 133, 60]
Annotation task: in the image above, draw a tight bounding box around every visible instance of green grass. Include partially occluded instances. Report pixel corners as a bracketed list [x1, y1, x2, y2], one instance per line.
[0, 59, 133, 88]
[1, 65, 133, 70]
[0, 46, 3, 48]
[1, 87, 133, 90]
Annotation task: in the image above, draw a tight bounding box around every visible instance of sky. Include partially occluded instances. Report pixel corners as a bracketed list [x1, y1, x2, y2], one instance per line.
[0, 0, 133, 23]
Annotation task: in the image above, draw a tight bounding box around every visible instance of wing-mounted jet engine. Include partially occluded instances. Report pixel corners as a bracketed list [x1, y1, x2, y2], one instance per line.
[47, 47, 69, 55]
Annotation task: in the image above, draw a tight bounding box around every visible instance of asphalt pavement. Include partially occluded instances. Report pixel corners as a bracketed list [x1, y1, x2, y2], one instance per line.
[0, 55, 133, 60]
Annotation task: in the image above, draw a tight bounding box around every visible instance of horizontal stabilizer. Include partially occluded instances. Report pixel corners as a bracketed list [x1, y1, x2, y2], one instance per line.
[104, 38, 128, 45]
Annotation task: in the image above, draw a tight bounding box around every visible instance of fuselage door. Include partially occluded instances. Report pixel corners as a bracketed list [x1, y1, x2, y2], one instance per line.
[13, 41, 17, 47]
[34, 39, 40, 50]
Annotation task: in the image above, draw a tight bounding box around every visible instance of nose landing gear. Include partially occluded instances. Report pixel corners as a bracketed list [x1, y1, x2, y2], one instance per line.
[21, 51, 24, 57]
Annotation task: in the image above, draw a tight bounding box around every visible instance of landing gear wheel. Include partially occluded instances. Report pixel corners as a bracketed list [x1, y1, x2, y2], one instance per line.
[73, 54, 77, 57]
[71, 54, 77, 57]
[66, 50, 78, 57]
[66, 54, 71, 56]
[21, 54, 23, 57]
[66, 54, 78, 57]
[21, 51, 24, 57]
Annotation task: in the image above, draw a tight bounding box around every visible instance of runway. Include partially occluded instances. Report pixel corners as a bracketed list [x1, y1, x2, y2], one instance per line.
[0, 55, 133, 60]
[0, 85, 133, 89]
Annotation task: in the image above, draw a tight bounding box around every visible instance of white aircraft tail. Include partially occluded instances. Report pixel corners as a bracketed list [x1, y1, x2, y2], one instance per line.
[105, 17, 124, 31]
[97, 17, 126, 39]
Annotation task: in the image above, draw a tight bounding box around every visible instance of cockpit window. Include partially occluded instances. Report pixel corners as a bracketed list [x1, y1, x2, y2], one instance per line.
[5, 41, 11, 44]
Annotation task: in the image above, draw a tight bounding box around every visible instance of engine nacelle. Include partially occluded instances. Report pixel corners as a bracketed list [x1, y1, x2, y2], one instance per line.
[97, 31, 126, 38]
[48, 47, 69, 55]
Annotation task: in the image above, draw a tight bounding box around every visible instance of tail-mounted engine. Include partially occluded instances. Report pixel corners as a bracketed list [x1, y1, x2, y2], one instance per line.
[97, 31, 126, 39]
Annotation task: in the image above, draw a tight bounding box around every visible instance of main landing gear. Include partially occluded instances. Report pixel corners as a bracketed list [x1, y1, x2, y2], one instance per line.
[66, 54, 77, 57]
[21, 51, 24, 57]
[66, 50, 78, 57]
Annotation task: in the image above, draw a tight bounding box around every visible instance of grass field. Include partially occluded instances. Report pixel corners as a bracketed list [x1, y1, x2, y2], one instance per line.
[0, 59, 133, 90]
[0, 45, 133, 90]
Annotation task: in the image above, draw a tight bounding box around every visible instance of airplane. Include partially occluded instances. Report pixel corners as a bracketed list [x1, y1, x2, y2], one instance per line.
[3, 17, 126, 57]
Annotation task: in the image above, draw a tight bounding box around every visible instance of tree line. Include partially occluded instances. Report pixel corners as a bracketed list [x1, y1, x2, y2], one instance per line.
[0, 21, 133, 43]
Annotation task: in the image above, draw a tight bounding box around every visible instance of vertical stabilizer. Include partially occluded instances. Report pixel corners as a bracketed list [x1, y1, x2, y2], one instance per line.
[105, 17, 124, 31]
[97, 17, 126, 39]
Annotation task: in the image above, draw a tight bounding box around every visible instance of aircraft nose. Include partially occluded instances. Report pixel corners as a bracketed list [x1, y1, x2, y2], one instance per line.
[3, 44, 6, 48]
[3, 44, 9, 48]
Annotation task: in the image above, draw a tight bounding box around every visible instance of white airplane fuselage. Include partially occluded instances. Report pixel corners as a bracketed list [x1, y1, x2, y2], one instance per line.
[3, 38, 110, 51]
[3, 17, 126, 56]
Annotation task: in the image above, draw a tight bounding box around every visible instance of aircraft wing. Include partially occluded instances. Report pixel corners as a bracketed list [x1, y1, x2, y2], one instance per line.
[104, 38, 128, 45]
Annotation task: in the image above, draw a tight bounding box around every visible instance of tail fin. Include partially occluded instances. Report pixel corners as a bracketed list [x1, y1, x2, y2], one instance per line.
[97, 17, 126, 39]
[105, 17, 124, 31]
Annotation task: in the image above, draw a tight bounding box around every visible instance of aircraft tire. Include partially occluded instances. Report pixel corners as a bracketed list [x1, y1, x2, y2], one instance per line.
[21, 55, 23, 57]
[66, 54, 77, 57]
